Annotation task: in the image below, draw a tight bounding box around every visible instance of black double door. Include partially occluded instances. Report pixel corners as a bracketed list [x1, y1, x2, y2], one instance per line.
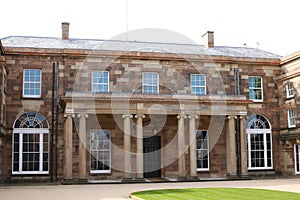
[143, 136, 161, 178]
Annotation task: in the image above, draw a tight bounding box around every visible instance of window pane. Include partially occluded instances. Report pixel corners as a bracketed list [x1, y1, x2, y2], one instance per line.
[13, 132, 48, 173]
[92, 71, 109, 93]
[286, 83, 294, 97]
[142, 72, 158, 94]
[248, 132, 272, 168]
[90, 130, 111, 172]
[23, 69, 41, 97]
[191, 74, 206, 95]
[288, 109, 296, 127]
[196, 130, 209, 169]
[296, 145, 300, 173]
[22, 134, 39, 171]
[43, 153, 48, 171]
[255, 77, 261, 87]
[250, 134, 264, 168]
[249, 77, 262, 100]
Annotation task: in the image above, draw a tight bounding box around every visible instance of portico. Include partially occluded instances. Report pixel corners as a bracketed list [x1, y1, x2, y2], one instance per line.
[62, 92, 250, 181]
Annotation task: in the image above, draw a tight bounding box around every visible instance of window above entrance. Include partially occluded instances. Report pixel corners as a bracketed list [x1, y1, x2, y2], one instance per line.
[12, 112, 49, 175]
[246, 114, 270, 129]
[13, 111, 49, 129]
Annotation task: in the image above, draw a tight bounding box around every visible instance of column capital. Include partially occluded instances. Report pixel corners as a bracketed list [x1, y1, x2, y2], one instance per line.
[239, 115, 247, 120]
[77, 113, 88, 119]
[64, 113, 75, 118]
[177, 114, 187, 119]
[227, 115, 236, 120]
[188, 115, 198, 119]
[122, 114, 133, 119]
[135, 114, 146, 119]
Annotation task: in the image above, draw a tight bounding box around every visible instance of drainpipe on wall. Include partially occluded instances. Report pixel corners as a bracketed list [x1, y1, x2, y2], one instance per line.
[55, 62, 59, 181]
[51, 62, 55, 182]
[51, 62, 59, 182]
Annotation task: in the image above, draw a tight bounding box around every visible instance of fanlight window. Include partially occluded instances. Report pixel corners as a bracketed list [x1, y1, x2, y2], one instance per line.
[246, 114, 272, 169]
[12, 112, 49, 174]
[246, 114, 270, 129]
[14, 112, 49, 129]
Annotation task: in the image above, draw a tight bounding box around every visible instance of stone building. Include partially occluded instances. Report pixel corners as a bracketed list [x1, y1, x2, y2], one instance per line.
[277, 51, 300, 175]
[0, 23, 298, 183]
[0, 40, 8, 182]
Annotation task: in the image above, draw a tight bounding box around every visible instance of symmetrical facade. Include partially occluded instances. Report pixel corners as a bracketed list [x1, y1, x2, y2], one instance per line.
[0, 23, 299, 183]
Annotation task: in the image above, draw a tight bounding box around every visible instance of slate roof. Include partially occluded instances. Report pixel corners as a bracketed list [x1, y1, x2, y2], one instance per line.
[1, 36, 281, 59]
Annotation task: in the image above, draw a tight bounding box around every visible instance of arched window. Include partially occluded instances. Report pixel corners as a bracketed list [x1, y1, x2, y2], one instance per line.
[12, 112, 49, 174]
[246, 114, 272, 169]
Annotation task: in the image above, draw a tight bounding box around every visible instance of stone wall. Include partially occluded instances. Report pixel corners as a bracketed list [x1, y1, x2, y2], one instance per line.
[277, 53, 300, 175]
[4, 54, 65, 182]
[0, 43, 7, 182]
[239, 63, 282, 173]
[2, 47, 285, 181]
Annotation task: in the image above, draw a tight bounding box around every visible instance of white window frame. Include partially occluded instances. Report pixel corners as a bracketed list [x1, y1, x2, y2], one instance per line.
[196, 130, 209, 171]
[288, 109, 296, 128]
[23, 69, 42, 98]
[92, 71, 109, 93]
[90, 130, 111, 174]
[286, 82, 294, 98]
[12, 128, 49, 175]
[247, 129, 273, 170]
[191, 74, 206, 95]
[249, 76, 263, 102]
[295, 144, 300, 174]
[142, 72, 159, 94]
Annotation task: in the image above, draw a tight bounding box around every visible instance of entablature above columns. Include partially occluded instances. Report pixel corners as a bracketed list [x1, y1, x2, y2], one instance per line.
[62, 93, 251, 116]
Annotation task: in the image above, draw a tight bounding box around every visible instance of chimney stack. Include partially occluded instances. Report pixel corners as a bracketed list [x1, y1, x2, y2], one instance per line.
[61, 22, 70, 40]
[202, 31, 214, 48]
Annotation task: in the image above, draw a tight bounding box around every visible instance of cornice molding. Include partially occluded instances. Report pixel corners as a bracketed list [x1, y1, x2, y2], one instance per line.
[3, 47, 280, 65]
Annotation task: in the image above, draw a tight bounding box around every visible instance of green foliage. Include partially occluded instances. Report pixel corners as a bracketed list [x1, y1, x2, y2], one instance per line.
[132, 188, 300, 200]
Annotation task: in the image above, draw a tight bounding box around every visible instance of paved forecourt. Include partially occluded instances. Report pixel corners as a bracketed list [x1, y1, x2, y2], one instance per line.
[0, 178, 300, 200]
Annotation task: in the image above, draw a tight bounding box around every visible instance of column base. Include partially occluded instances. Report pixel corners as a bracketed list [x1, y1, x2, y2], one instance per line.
[134, 178, 146, 182]
[177, 176, 187, 181]
[227, 174, 250, 180]
[122, 177, 134, 183]
[240, 174, 251, 180]
[77, 178, 88, 184]
[187, 176, 199, 181]
[226, 174, 239, 180]
[122, 177, 146, 183]
[62, 178, 73, 185]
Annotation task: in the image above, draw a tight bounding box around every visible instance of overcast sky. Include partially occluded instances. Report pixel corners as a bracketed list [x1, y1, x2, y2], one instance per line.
[1, 0, 299, 56]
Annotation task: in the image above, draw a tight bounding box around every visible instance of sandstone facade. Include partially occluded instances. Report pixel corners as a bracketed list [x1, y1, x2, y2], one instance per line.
[0, 26, 299, 183]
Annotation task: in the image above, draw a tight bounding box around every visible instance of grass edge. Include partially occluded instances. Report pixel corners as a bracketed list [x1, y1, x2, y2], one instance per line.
[130, 194, 145, 200]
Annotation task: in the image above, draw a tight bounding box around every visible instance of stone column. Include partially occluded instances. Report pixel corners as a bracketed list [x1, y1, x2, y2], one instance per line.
[78, 113, 88, 181]
[122, 114, 133, 179]
[227, 116, 237, 177]
[188, 115, 198, 178]
[177, 114, 187, 179]
[135, 114, 145, 179]
[63, 113, 74, 182]
[240, 116, 248, 177]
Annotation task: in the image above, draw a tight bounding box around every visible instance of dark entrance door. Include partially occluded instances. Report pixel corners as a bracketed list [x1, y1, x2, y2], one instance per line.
[143, 136, 161, 178]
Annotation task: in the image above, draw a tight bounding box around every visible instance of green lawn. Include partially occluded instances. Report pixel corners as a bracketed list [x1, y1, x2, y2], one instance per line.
[131, 188, 300, 200]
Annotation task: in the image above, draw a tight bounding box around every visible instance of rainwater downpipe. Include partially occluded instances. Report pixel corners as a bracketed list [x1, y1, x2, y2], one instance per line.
[51, 62, 55, 182]
[55, 62, 59, 181]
